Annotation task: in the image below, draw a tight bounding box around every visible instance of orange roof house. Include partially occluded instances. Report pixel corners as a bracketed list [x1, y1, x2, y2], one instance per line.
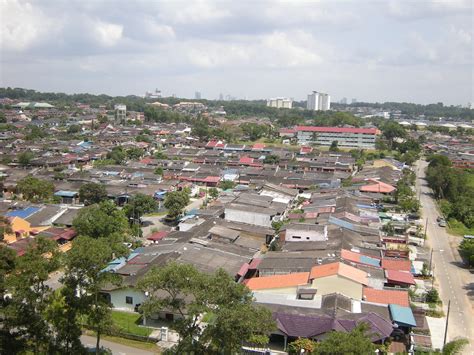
[360, 179, 396, 194]
[309, 262, 369, 285]
[309, 262, 368, 300]
[363, 287, 410, 307]
[245, 272, 310, 292]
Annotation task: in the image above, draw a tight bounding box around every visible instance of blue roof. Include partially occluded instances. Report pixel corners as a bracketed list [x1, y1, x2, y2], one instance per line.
[6, 207, 40, 219]
[389, 304, 417, 327]
[360, 255, 381, 267]
[54, 190, 78, 197]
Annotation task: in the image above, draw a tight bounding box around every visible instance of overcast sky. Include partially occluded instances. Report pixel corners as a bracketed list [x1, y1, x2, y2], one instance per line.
[0, 0, 472, 104]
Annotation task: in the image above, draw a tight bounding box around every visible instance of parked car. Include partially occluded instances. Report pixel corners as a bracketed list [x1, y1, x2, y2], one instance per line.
[438, 218, 447, 227]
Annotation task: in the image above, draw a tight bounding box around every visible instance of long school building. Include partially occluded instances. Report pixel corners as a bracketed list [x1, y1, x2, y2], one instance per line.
[295, 126, 381, 149]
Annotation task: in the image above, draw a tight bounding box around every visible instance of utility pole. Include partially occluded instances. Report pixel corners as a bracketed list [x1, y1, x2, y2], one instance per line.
[443, 300, 451, 346]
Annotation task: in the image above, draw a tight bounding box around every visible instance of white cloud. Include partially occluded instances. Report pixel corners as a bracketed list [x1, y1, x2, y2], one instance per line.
[92, 19, 123, 47]
[158, 0, 231, 24]
[0, 0, 58, 51]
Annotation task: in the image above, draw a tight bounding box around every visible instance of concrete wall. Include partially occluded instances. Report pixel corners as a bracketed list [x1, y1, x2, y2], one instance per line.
[311, 275, 363, 300]
[108, 288, 147, 312]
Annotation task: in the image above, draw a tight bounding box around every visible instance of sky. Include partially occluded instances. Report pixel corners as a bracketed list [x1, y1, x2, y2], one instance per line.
[0, 0, 473, 105]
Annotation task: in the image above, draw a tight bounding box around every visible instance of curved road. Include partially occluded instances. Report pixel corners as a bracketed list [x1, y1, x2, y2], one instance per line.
[415, 160, 473, 353]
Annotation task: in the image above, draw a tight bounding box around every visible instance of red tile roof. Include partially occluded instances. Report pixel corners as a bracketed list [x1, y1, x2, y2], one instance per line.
[382, 258, 412, 272]
[385, 270, 416, 285]
[295, 126, 380, 135]
[147, 231, 169, 241]
[363, 287, 410, 307]
[252, 143, 265, 150]
[360, 180, 396, 193]
[239, 156, 255, 165]
[245, 272, 310, 290]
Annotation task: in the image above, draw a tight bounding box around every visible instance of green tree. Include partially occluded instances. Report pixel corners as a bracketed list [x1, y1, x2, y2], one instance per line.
[0, 112, 6, 123]
[0, 216, 12, 243]
[67, 125, 81, 134]
[3, 237, 60, 354]
[219, 180, 235, 190]
[64, 236, 120, 354]
[208, 187, 219, 199]
[263, 155, 280, 165]
[163, 191, 190, 219]
[123, 193, 158, 221]
[329, 140, 340, 152]
[241, 122, 269, 141]
[288, 337, 318, 354]
[44, 287, 84, 354]
[442, 337, 469, 355]
[154, 167, 164, 176]
[138, 262, 275, 354]
[106, 147, 126, 165]
[72, 200, 129, 246]
[16, 176, 54, 202]
[381, 121, 406, 148]
[79, 182, 108, 205]
[459, 238, 474, 267]
[126, 147, 144, 160]
[314, 323, 375, 355]
[0, 245, 17, 353]
[427, 154, 452, 168]
[18, 151, 34, 166]
[425, 289, 440, 304]
[154, 151, 168, 159]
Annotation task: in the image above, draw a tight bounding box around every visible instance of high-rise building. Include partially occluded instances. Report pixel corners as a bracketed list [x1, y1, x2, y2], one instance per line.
[114, 104, 126, 121]
[219, 93, 224, 101]
[195, 91, 202, 100]
[307, 91, 330, 111]
[267, 97, 293, 109]
[340, 97, 347, 104]
[145, 89, 162, 99]
[351, 98, 357, 104]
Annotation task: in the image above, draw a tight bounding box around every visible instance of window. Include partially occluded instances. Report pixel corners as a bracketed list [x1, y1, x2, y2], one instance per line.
[125, 296, 133, 304]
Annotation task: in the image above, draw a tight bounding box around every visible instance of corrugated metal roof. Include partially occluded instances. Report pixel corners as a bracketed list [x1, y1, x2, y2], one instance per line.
[389, 304, 417, 327]
[6, 207, 40, 219]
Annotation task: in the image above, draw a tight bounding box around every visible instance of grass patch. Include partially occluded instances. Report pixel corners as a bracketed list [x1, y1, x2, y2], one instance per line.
[447, 218, 474, 237]
[84, 330, 160, 353]
[143, 211, 168, 217]
[111, 311, 153, 337]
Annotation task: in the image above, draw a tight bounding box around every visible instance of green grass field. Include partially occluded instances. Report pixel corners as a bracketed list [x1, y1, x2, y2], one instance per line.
[111, 311, 153, 337]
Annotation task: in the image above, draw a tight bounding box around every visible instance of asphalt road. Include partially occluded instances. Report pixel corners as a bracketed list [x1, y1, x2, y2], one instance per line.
[415, 160, 473, 353]
[81, 335, 156, 355]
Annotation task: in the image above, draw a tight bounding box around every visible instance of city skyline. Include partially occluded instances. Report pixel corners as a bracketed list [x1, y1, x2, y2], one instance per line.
[1, 0, 473, 105]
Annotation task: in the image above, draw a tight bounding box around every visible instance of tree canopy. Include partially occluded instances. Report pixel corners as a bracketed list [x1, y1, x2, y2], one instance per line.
[313, 323, 376, 355]
[16, 176, 54, 202]
[79, 182, 108, 206]
[138, 262, 275, 354]
[163, 191, 190, 219]
[72, 200, 129, 244]
[123, 193, 158, 221]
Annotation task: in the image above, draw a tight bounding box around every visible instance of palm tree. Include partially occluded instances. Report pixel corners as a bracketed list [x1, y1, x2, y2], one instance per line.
[442, 338, 469, 355]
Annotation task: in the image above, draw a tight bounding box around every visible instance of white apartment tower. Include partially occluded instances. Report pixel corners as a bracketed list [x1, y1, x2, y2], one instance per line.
[267, 97, 293, 109]
[307, 91, 331, 111]
[114, 104, 127, 121]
